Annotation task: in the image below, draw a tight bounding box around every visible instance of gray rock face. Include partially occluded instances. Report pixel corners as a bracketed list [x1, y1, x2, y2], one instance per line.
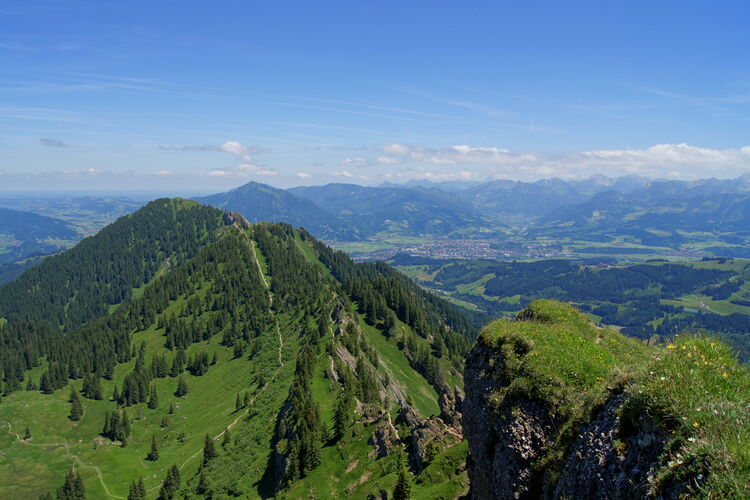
[368, 411, 399, 458]
[463, 342, 555, 499]
[553, 392, 690, 500]
[463, 342, 691, 500]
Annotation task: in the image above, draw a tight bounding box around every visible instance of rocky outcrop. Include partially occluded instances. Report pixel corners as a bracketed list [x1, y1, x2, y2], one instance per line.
[368, 411, 400, 458]
[463, 342, 687, 500]
[438, 385, 463, 427]
[553, 391, 697, 500]
[464, 342, 549, 499]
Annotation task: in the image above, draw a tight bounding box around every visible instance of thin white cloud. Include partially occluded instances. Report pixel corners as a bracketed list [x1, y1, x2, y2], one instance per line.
[378, 142, 750, 180]
[296, 172, 310, 178]
[339, 157, 368, 167]
[376, 156, 400, 164]
[160, 141, 267, 162]
[333, 170, 355, 178]
[205, 162, 276, 178]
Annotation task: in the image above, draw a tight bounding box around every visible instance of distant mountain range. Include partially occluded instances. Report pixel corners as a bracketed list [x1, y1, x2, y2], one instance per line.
[194, 175, 750, 256]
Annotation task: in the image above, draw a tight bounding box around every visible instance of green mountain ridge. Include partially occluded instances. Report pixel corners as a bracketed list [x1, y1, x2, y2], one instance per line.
[0, 199, 475, 499]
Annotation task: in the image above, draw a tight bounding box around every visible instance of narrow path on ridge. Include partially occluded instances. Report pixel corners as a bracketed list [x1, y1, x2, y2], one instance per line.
[248, 238, 284, 367]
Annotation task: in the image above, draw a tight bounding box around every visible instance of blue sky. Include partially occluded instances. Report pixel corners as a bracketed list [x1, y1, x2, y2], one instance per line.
[1, 1, 749, 191]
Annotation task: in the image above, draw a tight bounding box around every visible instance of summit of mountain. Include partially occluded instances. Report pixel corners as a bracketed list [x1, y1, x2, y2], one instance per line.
[194, 181, 361, 241]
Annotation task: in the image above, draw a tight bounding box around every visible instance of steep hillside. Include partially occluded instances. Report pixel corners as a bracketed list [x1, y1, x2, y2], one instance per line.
[0, 207, 79, 265]
[464, 300, 749, 499]
[194, 181, 361, 241]
[0, 200, 476, 499]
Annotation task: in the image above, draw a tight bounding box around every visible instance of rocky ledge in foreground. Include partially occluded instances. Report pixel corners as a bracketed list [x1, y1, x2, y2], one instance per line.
[463, 300, 749, 499]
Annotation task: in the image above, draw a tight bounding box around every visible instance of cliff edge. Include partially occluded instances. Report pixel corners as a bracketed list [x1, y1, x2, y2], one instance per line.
[463, 300, 749, 499]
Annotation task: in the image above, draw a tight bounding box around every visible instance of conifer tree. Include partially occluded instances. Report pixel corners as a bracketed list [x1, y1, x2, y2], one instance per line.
[235, 393, 242, 411]
[102, 411, 111, 437]
[158, 465, 180, 500]
[393, 461, 412, 500]
[168, 402, 175, 414]
[175, 375, 188, 397]
[202, 434, 217, 466]
[111, 384, 120, 402]
[147, 385, 159, 409]
[69, 389, 83, 422]
[58, 468, 86, 500]
[222, 427, 231, 448]
[332, 390, 354, 442]
[197, 470, 210, 494]
[127, 477, 145, 500]
[147, 434, 159, 461]
[122, 409, 131, 437]
[24, 426, 31, 440]
[243, 391, 250, 407]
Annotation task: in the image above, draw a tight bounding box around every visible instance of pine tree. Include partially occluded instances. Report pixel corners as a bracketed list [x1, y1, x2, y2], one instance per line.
[222, 427, 231, 448]
[127, 477, 146, 500]
[24, 426, 31, 440]
[175, 375, 188, 397]
[235, 393, 242, 412]
[111, 384, 120, 402]
[202, 434, 217, 466]
[168, 402, 175, 414]
[197, 470, 210, 494]
[332, 390, 353, 441]
[147, 434, 159, 461]
[102, 411, 111, 437]
[243, 391, 250, 407]
[147, 385, 159, 409]
[393, 462, 412, 500]
[58, 468, 86, 500]
[158, 464, 180, 500]
[122, 409, 131, 437]
[69, 390, 83, 422]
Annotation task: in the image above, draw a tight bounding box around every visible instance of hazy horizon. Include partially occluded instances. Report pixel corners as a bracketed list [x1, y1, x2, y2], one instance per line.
[2, 170, 750, 196]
